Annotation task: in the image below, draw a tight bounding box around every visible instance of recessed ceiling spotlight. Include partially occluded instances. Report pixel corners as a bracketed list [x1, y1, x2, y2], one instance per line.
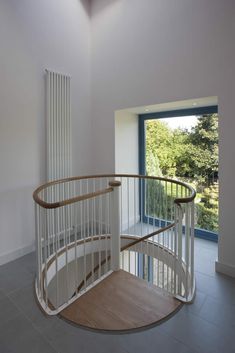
[192, 102, 197, 106]
[145, 108, 150, 112]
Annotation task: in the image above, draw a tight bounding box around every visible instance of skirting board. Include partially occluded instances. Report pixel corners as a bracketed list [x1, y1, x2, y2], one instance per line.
[0, 243, 35, 266]
[215, 261, 235, 278]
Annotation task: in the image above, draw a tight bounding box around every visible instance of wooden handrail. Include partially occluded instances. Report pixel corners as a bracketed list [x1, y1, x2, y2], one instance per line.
[76, 224, 176, 293]
[120, 222, 176, 251]
[33, 187, 113, 209]
[33, 173, 196, 209]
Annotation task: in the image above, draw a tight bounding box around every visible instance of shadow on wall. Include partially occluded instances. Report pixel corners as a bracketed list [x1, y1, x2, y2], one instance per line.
[80, 0, 91, 16]
[83, 0, 120, 17]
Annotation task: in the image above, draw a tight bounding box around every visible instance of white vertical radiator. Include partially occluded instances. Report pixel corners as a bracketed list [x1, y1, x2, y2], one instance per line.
[46, 70, 71, 181]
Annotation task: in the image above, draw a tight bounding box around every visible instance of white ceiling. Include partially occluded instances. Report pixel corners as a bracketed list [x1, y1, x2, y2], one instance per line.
[122, 96, 218, 115]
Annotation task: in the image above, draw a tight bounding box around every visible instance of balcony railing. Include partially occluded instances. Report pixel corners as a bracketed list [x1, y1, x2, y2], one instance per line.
[33, 174, 196, 315]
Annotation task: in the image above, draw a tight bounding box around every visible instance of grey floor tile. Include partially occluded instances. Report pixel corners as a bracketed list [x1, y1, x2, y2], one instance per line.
[44, 317, 140, 353]
[112, 330, 152, 353]
[198, 296, 235, 329]
[0, 296, 21, 326]
[0, 255, 35, 294]
[194, 245, 217, 260]
[0, 289, 6, 301]
[119, 328, 196, 353]
[183, 290, 207, 315]
[0, 314, 57, 353]
[82, 334, 129, 353]
[149, 329, 199, 353]
[194, 241, 217, 277]
[195, 259, 217, 277]
[0, 267, 34, 294]
[39, 318, 85, 352]
[195, 271, 235, 304]
[43, 320, 127, 353]
[161, 308, 235, 353]
[11, 251, 36, 274]
[0, 254, 33, 275]
[194, 238, 218, 252]
[8, 284, 59, 332]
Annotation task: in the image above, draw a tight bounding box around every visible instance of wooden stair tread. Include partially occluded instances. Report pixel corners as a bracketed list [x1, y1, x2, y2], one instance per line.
[60, 270, 182, 331]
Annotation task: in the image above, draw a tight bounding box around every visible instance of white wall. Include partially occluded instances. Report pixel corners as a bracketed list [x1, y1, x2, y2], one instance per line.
[115, 111, 138, 174]
[1, 0, 235, 277]
[90, 0, 235, 275]
[115, 111, 139, 230]
[0, 0, 91, 264]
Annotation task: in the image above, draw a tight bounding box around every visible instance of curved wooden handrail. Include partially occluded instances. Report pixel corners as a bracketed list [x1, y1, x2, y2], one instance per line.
[120, 221, 176, 251]
[76, 224, 176, 293]
[33, 187, 113, 209]
[33, 174, 196, 209]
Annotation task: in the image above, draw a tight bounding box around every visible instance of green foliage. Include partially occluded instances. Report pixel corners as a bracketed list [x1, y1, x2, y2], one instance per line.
[146, 151, 162, 177]
[145, 114, 219, 232]
[146, 120, 175, 176]
[145, 179, 174, 221]
[146, 114, 218, 181]
[196, 204, 218, 232]
[196, 183, 219, 232]
[189, 114, 218, 178]
[145, 179, 165, 218]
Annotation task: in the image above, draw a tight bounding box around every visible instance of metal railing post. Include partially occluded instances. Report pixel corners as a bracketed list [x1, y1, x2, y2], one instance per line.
[177, 205, 183, 296]
[109, 180, 121, 271]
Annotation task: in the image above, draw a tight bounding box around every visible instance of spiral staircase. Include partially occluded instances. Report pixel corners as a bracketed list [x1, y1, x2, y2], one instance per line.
[33, 174, 196, 331]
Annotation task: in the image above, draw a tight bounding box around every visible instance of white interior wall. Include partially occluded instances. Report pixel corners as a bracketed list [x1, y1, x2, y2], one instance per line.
[0, 0, 91, 264]
[115, 111, 138, 174]
[90, 0, 235, 276]
[1, 0, 235, 277]
[115, 111, 139, 229]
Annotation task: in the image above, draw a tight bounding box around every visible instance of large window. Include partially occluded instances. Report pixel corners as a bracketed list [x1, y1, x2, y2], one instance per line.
[139, 106, 218, 242]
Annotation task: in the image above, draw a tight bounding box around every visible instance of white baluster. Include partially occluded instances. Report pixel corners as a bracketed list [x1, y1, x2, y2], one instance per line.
[109, 181, 121, 271]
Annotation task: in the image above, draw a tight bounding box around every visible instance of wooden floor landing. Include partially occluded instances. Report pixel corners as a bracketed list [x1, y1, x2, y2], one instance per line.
[60, 270, 182, 331]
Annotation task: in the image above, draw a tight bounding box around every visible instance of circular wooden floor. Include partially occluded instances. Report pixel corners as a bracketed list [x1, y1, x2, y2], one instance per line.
[60, 270, 182, 331]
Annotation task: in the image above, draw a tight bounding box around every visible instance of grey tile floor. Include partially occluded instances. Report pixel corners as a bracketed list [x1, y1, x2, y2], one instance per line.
[0, 238, 235, 353]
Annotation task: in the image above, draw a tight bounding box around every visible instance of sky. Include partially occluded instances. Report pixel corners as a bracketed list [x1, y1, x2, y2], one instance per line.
[160, 115, 198, 131]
